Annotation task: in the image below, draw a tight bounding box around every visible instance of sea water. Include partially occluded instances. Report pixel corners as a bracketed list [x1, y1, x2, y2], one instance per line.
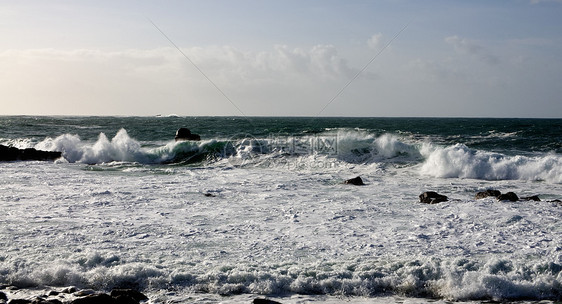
[0, 116, 561, 303]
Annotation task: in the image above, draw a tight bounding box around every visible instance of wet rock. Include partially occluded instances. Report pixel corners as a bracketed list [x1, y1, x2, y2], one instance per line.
[0, 292, 6, 301]
[521, 195, 540, 201]
[7, 300, 32, 304]
[344, 176, 365, 186]
[497, 192, 519, 202]
[110, 289, 148, 303]
[475, 189, 501, 199]
[70, 293, 114, 304]
[253, 299, 282, 304]
[175, 128, 201, 141]
[0, 145, 62, 162]
[61, 287, 77, 294]
[419, 191, 448, 204]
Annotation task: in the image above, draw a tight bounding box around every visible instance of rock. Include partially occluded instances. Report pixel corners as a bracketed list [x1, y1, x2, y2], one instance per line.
[521, 195, 540, 201]
[7, 299, 32, 304]
[0, 292, 6, 301]
[344, 176, 365, 186]
[61, 287, 77, 294]
[419, 191, 448, 204]
[497, 192, 519, 202]
[110, 289, 148, 303]
[253, 299, 282, 304]
[175, 128, 201, 141]
[475, 189, 501, 199]
[70, 294, 114, 304]
[0, 145, 62, 162]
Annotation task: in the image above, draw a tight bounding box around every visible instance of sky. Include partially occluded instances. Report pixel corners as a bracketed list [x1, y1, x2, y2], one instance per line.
[1, 0, 561, 117]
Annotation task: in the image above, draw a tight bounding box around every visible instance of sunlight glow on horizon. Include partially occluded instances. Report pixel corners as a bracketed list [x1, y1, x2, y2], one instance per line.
[1, 0, 561, 118]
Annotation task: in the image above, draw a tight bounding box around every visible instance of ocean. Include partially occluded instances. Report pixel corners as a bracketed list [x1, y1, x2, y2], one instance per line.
[0, 116, 561, 303]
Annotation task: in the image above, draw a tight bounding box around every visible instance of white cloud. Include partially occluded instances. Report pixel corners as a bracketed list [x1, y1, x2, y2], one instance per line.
[0, 45, 359, 115]
[445, 35, 499, 65]
[367, 33, 383, 50]
[530, 0, 562, 4]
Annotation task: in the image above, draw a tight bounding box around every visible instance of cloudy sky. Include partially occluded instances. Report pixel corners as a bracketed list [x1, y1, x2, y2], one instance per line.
[1, 0, 561, 117]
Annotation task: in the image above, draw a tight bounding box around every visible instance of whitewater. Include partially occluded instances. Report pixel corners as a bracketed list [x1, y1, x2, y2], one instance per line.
[0, 116, 561, 303]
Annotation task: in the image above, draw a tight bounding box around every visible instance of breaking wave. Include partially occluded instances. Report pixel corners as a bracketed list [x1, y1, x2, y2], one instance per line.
[420, 143, 562, 183]
[31, 128, 562, 183]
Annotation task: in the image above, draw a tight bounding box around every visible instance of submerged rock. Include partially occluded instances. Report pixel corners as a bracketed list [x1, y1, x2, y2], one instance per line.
[497, 192, 519, 202]
[0, 145, 62, 161]
[419, 191, 448, 204]
[344, 176, 365, 186]
[475, 189, 501, 199]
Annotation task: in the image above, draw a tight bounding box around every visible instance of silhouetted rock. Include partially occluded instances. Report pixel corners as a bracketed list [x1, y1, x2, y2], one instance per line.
[498, 192, 519, 202]
[0, 291, 7, 301]
[419, 191, 448, 204]
[475, 189, 501, 199]
[344, 176, 365, 186]
[521, 195, 540, 201]
[175, 128, 200, 141]
[0, 145, 62, 162]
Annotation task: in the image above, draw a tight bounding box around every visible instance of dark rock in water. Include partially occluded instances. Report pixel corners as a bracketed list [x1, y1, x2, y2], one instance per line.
[253, 299, 282, 304]
[521, 195, 541, 201]
[204, 193, 216, 197]
[475, 189, 501, 199]
[344, 176, 365, 186]
[0, 291, 7, 301]
[419, 191, 448, 204]
[70, 294, 114, 304]
[7, 299, 32, 304]
[175, 128, 201, 141]
[110, 289, 148, 303]
[497, 192, 519, 202]
[0, 145, 62, 162]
